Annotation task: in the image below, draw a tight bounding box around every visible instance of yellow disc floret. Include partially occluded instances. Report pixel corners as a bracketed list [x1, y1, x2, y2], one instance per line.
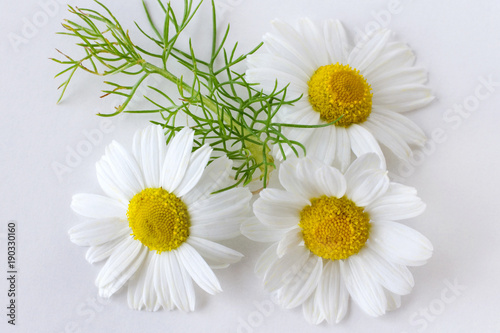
[299, 195, 370, 260]
[127, 187, 190, 253]
[308, 63, 373, 127]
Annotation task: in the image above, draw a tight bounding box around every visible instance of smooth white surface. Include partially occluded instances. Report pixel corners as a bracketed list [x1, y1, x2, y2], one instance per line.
[1, 0, 500, 332]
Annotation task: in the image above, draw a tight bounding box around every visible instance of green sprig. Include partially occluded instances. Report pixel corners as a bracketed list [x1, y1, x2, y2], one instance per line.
[52, 0, 334, 189]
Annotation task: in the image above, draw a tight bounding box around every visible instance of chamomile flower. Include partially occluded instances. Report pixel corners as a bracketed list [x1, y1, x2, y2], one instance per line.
[242, 154, 432, 324]
[246, 19, 434, 170]
[69, 125, 251, 311]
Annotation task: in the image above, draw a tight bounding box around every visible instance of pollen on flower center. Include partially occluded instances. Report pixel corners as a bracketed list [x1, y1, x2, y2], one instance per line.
[308, 63, 373, 127]
[127, 187, 190, 253]
[299, 195, 370, 261]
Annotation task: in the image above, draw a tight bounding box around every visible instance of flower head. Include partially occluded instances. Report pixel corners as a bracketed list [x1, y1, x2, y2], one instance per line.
[246, 19, 434, 170]
[69, 125, 251, 311]
[242, 154, 433, 323]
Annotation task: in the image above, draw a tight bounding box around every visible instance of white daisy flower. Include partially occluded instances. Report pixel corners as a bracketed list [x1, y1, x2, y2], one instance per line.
[242, 154, 432, 324]
[69, 125, 251, 312]
[246, 19, 434, 170]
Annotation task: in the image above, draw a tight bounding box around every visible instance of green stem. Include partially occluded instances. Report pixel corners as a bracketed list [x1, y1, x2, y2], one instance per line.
[143, 62, 273, 179]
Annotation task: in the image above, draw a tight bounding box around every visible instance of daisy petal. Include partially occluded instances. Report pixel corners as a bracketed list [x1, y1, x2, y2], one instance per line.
[264, 246, 309, 292]
[105, 141, 144, 194]
[71, 193, 127, 219]
[370, 108, 426, 146]
[253, 189, 308, 228]
[241, 217, 291, 243]
[363, 41, 416, 79]
[347, 124, 386, 169]
[333, 126, 351, 172]
[340, 255, 387, 317]
[279, 157, 328, 199]
[69, 219, 129, 246]
[160, 127, 194, 193]
[85, 237, 124, 264]
[132, 125, 167, 188]
[373, 84, 434, 112]
[175, 144, 212, 197]
[304, 125, 337, 166]
[303, 293, 325, 325]
[277, 229, 303, 258]
[324, 19, 349, 64]
[321, 260, 349, 324]
[369, 221, 433, 266]
[255, 243, 279, 279]
[348, 29, 392, 72]
[360, 248, 415, 295]
[176, 243, 222, 295]
[128, 253, 161, 312]
[96, 236, 147, 298]
[152, 253, 173, 310]
[279, 254, 323, 309]
[187, 236, 243, 265]
[182, 156, 232, 205]
[163, 251, 195, 312]
[362, 118, 413, 160]
[367, 183, 426, 221]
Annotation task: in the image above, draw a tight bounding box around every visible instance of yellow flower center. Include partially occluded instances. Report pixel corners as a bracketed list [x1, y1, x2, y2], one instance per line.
[299, 195, 370, 260]
[127, 187, 190, 253]
[308, 63, 373, 127]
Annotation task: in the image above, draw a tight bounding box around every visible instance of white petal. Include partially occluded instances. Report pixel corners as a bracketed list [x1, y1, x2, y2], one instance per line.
[367, 182, 426, 221]
[277, 229, 303, 258]
[160, 127, 194, 193]
[385, 290, 402, 311]
[245, 68, 307, 98]
[253, 189, 308, 228]
[96, 158, 131, 203]
[85, 237, 124, 264]
[241, 217, 291, 243]
[304, 125, 337, 166]
[279, 157, 329, 199]
[369, 221, 433, 266]
[96, 236, 147, 298]
[340, 255, 387, 317]
[247, 54, 310, 82]
[255, 243, 279, 279]
[333, 126, 351, 172]
[347, 124, 386, 169]
[267, 19, 316, 73]
[369, 67, 428, 87]
[69, 219, 129, 246]
[162, 251, 195, 312]
[104, 141, 144, 193]
[370, 108, 426, 146]
[152, 253, 173, 310]
[132, 125, 167, 188]
[345, 156, 389, 207]
[373, 83, 434, 112]
[315, 165, 347, 199]
[187, 236, 243, 265]
[264, 245, 309, 292]
[71, 193, 127, 219]
[297, 18, 329, 67]
[175, 144, 212, 197]
[324, 20, 349, 64]
[189, 188, 251, 241]
[182, 156, 232, 205]
[176, 243, 222, 295]
[363, 41, 416, 80]
[302, 293, 325, 325]
[320, 260, 349, 324]
[362, 119, 412, 160]
[279, 255, 323, 309]
[348, 29, 392, 72]
[127, 252, 161, 311]
[359, 248, 414, 295]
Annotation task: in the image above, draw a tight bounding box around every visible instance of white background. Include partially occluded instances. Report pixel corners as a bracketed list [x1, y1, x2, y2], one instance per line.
[1, 0, 500, 332]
